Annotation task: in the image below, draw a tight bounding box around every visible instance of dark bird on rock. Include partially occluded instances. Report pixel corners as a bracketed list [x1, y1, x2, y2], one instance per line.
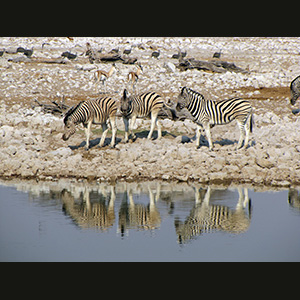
[17, 47, 25, 53]
[213, 50, 222, 59]
[108, 47, 119, 54]
[172, 49, 187, 59]
[123, 47, 132, 55]
[23, 47, 33, 57]
[151, 49, 160, 59]
[61, 51, 77, 60]
[181, 50, 187, 58]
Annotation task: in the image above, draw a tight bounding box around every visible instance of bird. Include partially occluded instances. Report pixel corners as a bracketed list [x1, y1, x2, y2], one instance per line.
[172, 52, 180, 59]
[23, 47, 33, 58]
[172, 49, 187, 59]
[42, 42, 50, 49]
[151, 49, 160, 59]
[180, 49, 187, 58]
[61, 51, 77, 60]
[108, 47, 119, 54]
[213, 49, 222, 59]
[17, 47, 25, 53]
[17, 47, 33, 58]
[123, 47, 132, 55]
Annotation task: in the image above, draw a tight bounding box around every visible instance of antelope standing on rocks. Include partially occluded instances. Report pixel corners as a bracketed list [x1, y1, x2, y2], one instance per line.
[94, 63, 117, 94]
[127, 63, 143, 93]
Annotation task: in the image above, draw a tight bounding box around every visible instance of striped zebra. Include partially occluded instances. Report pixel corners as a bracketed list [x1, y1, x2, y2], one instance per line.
[120, 89, 164, 142]
[290, 75, 300, 105]
[62, 97, 117, 150]
[176, 87, 253, 150]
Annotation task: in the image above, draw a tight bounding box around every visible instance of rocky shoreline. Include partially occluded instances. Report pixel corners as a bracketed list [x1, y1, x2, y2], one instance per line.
[0, 99, 299, 187]
[1, 37, 300, 187]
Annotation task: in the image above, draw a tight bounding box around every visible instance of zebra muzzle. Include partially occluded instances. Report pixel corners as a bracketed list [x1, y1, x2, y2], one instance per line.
[62, 133, 70, 141]
[176, 102, 184, 111]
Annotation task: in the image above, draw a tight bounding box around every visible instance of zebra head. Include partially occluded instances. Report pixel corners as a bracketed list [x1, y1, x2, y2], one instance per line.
[176, 86, 190, 111]
[120, 89, 133, 116]
[62, 119, 76, 141]
[291, 91, 300, 105]
[62, 106, 77, 141]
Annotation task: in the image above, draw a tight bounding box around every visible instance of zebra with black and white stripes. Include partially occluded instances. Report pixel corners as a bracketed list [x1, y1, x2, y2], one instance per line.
[176, 87, 253, 150]
[120, 89, 164, 142]
[290, 75, 300, 106]
[62, 97, 117, 150]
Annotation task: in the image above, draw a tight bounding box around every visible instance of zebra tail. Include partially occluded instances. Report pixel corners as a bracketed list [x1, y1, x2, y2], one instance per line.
[250, 114, 254, 133]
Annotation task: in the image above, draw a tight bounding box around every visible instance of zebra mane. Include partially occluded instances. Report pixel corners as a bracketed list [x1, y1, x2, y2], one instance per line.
[63, 101, 84, 125]
[182, 86, 206, 101]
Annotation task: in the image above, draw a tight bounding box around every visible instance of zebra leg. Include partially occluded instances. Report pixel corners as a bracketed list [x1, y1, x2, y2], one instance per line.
[123, 116, 129, 143]
[242, 116, 251, 149]
[236, 120, 246, 149]
[99, 123, 108, 147]
[129, 115, 137, 140]
[84, 122, 92, 150]
[203, 186, 211, 205]
[148, 111, 158, 140]
[195, 125, 202, 148]
[157, 119, 162, 140]
[109, 117, 117, 148]
[203, 123, 213, 151]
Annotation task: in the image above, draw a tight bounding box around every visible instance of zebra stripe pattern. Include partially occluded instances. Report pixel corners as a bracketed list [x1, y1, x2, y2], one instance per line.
[290, 75, 300, 105]
[62, 97, 117, 149]
[120, 89, 164, 142]
[176, 86, 253, 150]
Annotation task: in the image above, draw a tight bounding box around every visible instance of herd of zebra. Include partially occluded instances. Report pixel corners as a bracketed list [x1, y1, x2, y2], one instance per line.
[62, 74, 300, 151]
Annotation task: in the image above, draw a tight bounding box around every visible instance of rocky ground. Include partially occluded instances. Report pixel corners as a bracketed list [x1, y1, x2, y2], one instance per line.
[1, 37, 300, 187]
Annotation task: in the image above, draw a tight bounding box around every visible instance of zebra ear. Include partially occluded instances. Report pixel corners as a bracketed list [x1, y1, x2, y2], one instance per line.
[123, 89, 129, 99]
[179, 86, 185, 95]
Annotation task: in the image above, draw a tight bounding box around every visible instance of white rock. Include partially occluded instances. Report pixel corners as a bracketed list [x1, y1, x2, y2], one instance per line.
[49, 147, 72, 158]
[164, 62, 176, 73]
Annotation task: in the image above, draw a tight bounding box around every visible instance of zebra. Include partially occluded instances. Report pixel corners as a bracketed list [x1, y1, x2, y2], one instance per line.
[120, 89, 164, 142]
[176, 86, 253, 151]
[290, 75, 300, 106]
[62, 97, 117, 150]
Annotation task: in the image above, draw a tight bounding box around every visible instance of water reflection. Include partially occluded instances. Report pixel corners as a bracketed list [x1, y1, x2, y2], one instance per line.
[61, 186, 116, 231]
[288, 188, 300, 212]
[175, 187, 251, 244]
[0, 179, 298, 244]
[119, 185, 161, 236]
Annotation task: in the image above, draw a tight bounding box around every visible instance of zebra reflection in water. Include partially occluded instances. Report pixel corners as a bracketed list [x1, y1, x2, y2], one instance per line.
[61, 186, 116, 231]
[288, 188, 300, 212]
[175, 187, 252, 244]
[118, 184, 161, 237]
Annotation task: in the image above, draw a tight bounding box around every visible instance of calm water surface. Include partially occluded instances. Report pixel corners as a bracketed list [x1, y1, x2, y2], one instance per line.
[0, 179, 299, 262]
